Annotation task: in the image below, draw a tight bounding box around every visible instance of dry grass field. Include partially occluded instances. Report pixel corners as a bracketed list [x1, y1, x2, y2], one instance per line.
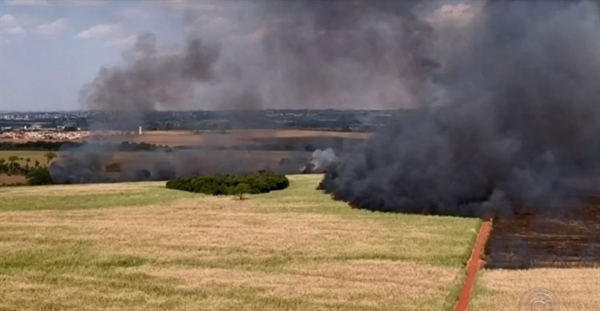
[0, 175, 480, 311]
[0, 174, 26, 185]
[94, 129, 370, 147]
[470, 268, 600, 310]
[0, 151, 51, 185]
[0, 151, 50, 166]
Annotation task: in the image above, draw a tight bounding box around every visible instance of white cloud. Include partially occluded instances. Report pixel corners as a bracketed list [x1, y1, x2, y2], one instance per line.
[0, 14, 27, 35]
[1, 25, 26, 35]
[0, 14, 17, 25]
[4, 0, 48, 6]
[35, 18, 67, 36]
[74, 23, 122, 39]
[74, 22, 136, 50]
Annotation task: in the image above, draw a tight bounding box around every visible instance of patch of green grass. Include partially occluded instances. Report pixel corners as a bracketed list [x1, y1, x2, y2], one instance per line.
[0, 187, 196, 211]
[0, 245, 147, 274]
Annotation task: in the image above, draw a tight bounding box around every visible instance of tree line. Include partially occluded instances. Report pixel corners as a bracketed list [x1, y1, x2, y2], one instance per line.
[0, 140, 360, 153]
[166, 172, 289, 198]
[0, 141, 171, 152]
[0, 152, 56, 175]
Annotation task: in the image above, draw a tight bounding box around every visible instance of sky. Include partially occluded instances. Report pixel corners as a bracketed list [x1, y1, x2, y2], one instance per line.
[0, 0, 231, 111]
[0, 0, 476, 112]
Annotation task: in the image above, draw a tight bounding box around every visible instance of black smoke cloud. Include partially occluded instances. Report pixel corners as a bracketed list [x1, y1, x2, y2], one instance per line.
[319, 0, 600, 218]
[258, 0, 441, 109]
[59, 0, 600, 215]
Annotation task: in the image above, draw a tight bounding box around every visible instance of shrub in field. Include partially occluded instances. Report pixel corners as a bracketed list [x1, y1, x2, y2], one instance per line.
[26, 167, 53, 185]
[231, 182, 251, 200]
[166, 172, 289, 196]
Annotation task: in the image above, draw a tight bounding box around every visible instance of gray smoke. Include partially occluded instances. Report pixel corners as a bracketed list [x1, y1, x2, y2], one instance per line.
[67, 0, 600, 204]
[79, 33, 221, 114]
[258, 0, 441, 109]
[304, 148, 338, 173]
[319, 0, 600, 218]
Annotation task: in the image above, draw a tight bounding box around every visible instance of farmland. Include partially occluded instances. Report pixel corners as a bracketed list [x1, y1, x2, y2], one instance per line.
[92, 129, 371, 147]
[0, 129, 369, 185]
[0, 129, 371, 147]
[0, 175, 480, 311]
[469, 268, 600, 310]
[0, 150, 50, 166]
[0, 149, 313, 186]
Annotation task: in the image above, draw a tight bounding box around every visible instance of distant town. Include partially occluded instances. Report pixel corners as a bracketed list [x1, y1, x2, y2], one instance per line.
[0, 109, 406, 140]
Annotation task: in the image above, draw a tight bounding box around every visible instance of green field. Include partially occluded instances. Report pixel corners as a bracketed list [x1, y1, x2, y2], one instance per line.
[0, 175, 480, 311]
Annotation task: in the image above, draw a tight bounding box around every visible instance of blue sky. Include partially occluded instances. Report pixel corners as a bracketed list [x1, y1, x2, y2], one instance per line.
[0, 0, 203, 111]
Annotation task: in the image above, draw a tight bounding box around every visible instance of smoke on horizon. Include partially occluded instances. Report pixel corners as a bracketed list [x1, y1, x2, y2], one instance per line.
[53, 0, 600, 220]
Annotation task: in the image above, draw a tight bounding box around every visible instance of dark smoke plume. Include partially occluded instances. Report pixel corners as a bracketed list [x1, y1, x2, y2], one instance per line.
[79, 33, 221, 114]
[319, 0, 600, 218]
[60, 0, 599, 206]
[258, 0, 441, 109]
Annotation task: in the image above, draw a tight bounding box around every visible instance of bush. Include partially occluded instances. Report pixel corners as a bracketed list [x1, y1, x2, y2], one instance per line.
[26, 167, 53, 186]
[166, 172, 289, 196]
[231, 183, 251, 200]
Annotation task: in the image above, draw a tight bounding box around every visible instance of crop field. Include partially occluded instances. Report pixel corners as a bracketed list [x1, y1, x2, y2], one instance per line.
[469, 268, 600, 310]
[0, 175, 480, 311]
[95, 129, 371, 147]
[0, 150, 50, 166]
[0, 174, 26, 185]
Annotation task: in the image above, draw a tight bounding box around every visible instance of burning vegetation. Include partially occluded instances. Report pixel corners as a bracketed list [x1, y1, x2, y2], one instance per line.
[318, 0, 600, 219]
[48, 0, 599, 223]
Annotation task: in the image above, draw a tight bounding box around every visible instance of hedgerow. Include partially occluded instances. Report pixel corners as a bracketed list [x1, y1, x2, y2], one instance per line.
[165, 172, 289, 195]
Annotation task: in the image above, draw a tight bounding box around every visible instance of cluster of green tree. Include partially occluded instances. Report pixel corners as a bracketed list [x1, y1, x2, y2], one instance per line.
[0, 167, 53, 187]
[1, 140, 361, 153]
[0, 141, 171, 152]
[166, 172, 289, 199]
[25, 167, 53, 185]
[0, 156, 46, 176]
[0, 141, 79, 151]
[173, 144, 318, 152]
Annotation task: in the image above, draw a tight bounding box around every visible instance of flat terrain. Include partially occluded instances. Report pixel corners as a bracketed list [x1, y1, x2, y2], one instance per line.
[0, 150, 50, 166]
[0, 150, 312, 185]
[0, 175, 479, 311]
[473, 196, 600, 310]
[470, 268, 600, 310]
[95, 129, 370, 146]
[0, 174, 26, 185]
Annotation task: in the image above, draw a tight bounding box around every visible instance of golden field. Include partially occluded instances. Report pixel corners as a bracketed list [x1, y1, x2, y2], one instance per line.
[0, 175, 480, 311]
[470, 268, 600, 310]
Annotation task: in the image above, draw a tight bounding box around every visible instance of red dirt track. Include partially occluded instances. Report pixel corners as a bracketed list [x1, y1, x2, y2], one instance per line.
[454, 217, 492, 311]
